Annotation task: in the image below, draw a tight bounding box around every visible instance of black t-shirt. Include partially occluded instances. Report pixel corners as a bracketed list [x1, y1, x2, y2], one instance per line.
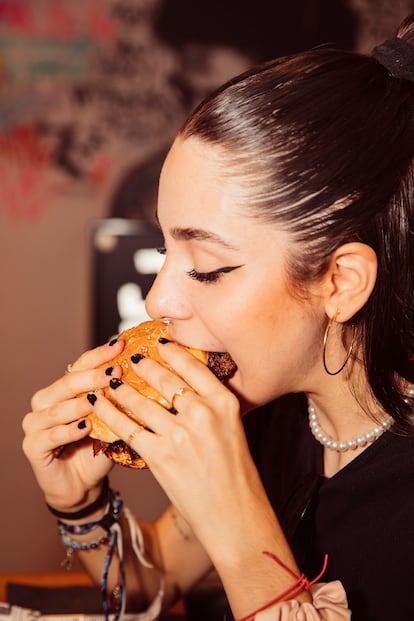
[242, 393, 414, 621]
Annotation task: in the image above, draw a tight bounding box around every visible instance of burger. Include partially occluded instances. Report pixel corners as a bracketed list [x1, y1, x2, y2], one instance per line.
[89, 320, 237, 468]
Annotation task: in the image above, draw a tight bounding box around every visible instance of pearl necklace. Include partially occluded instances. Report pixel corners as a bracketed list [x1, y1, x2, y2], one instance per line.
[308, 404, 394, 452]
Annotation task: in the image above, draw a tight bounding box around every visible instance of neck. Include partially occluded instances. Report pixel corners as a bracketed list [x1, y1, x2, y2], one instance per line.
[306, 371, 385, 432]
[305, 382, 392, 477]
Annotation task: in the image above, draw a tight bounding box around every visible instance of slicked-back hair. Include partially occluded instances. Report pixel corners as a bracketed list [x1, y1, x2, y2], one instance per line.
[179, 14, 414, 431]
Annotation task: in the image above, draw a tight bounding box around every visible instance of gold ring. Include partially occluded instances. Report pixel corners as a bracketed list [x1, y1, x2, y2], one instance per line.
[65, 363, 74, 374]
[126, 425, 144, 445]
[171, 387, 193, 412]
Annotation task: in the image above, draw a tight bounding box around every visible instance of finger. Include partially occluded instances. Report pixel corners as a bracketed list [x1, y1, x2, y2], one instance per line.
[68, 338, 124, 373]
[125, 424, 145, 446]
[128, 347, 240, 431]
[22, 416, 93, 466]
[157, 342, 227, 398]
[31, 362, 122, 411]
[94, 390, 162, 463]
[23, 395, 94, 434]
[154, 343, 240, 414]
[130, 343, 222, 402]
[125, 355, 194, 410]
[89, 382, 174, 442]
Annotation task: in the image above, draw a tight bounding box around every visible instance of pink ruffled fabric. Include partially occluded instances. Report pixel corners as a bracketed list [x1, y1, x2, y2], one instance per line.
[254, 581, 351, 620]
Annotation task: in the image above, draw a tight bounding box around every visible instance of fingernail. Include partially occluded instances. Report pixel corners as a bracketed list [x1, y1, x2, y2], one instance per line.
[109, 337, 118, 346]
[131, 353, 144, 364]
[105, 366, 114, 376]
[87, 393, 97, 406]
[78, 419, 87, 429]
[110, 378, 123, 390]
[158, 337, 171, 344]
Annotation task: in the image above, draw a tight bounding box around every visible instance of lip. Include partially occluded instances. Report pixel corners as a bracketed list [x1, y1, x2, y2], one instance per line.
[170, 334, 229, 356]
[165, 323, 233, 359]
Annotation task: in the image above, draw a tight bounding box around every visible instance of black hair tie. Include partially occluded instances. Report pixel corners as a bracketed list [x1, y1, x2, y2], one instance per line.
[46, 476, 110, 520]
[372, 37, 414, 82]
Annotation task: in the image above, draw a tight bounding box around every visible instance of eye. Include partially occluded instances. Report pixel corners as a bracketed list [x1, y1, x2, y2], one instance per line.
[157, 247, 166, 255]
[186, 265, 243, 284]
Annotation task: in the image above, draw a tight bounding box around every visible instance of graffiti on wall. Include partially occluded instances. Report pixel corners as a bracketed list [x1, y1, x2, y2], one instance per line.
[0, 0, 185, 219]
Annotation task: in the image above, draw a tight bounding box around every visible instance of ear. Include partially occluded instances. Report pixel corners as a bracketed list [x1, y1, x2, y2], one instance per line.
[321, 243, 377, 322]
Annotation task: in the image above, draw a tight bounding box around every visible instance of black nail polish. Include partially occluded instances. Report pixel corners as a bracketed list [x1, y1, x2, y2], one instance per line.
[158, 337, 171, 344]
[78, 419, 87, 429]
[110, 378, 123, 390]
[87, 393, 97, 406]
[109, 337, 118, 346]
[131, 353, 144, 364]
[105, 366, 114, 376]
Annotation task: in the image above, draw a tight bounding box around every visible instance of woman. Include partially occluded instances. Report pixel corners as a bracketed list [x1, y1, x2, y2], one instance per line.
[23, 12, 414, 621]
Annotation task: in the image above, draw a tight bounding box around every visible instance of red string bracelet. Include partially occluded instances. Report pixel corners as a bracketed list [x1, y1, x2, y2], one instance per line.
[237, 552, 328, 621]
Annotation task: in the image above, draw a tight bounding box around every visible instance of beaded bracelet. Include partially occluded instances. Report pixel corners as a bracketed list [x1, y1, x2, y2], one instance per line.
[46, 476, 110, 520]
[57, 485, 164, 621]
[59, 526, 111, 550]
[237, 552, 328, 621]
[57, 485, 124, 621]
[58, 486, 122, 537]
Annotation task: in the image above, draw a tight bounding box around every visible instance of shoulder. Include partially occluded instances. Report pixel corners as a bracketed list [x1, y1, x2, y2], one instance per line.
[358, 427, 414, 480]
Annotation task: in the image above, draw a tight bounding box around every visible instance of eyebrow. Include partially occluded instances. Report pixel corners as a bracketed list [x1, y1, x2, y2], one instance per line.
[169, 226, 240, 251]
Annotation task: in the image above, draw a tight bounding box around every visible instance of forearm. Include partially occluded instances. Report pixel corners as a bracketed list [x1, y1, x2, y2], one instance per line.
[216, 518, 311, 618]
[191, 470, 312, 620]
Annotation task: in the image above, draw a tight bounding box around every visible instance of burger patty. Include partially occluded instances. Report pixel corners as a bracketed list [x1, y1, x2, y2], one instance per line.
[207, 351, 237, 380]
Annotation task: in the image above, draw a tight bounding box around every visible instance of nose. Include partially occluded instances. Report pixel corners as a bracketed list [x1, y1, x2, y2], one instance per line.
[145, 261, 192, 321]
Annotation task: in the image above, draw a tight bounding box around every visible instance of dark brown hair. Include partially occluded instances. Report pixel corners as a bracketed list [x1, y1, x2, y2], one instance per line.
[179, 14, 414, 431]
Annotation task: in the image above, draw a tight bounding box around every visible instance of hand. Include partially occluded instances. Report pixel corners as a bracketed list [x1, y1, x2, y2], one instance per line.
[22, 338, 125, 512]
[84, 340, 265, 551]
[76, 341, 304, 620]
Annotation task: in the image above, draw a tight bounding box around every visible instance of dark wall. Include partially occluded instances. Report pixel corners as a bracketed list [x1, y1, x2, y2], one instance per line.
[154, 0, 357, 60]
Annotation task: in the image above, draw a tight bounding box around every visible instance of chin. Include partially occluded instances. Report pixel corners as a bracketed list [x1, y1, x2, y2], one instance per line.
[229, 369, 288, 414]
[226, 373, 258, 415]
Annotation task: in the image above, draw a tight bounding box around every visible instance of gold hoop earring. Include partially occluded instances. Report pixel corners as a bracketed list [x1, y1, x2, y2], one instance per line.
[322, 311, 355, 376]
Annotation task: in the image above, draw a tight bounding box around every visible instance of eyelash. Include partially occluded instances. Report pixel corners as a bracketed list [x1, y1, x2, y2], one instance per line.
[157, 249, 241, 285]
[186, 266, 238, 284]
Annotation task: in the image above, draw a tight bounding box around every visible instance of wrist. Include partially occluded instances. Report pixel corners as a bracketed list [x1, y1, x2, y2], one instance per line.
[46, 476, 110, 521]
[56, 486, 123, 573]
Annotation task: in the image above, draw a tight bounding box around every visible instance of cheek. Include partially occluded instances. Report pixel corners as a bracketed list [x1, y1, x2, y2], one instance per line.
[226, 345, 289, 411]
[223, 300, 319, 406]
[195, 279, 290, 359]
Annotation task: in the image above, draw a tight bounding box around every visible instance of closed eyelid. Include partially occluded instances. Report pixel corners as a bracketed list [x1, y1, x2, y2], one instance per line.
[193, 265, 244, 276]
[187, 264, 244, 283]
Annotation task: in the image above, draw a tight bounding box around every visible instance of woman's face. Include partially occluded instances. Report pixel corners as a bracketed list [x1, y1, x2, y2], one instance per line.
[146, 137, 325, 411]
